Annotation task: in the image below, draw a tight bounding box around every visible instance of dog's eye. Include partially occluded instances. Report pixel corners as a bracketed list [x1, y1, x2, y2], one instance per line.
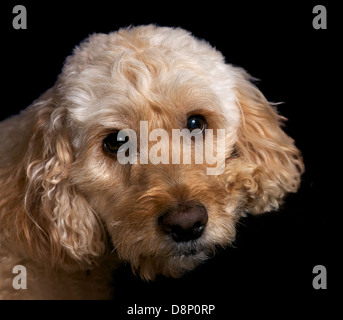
[103, 132, 128, 154]
[187, 115, 207, 132]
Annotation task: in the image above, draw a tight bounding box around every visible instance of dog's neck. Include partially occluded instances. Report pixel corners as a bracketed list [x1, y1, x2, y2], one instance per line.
[0, 242, 119, 299]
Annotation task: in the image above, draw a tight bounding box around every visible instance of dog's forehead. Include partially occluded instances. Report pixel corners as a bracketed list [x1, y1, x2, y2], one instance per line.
[65, 25, 223, 74]
[62, 26, 240, 130]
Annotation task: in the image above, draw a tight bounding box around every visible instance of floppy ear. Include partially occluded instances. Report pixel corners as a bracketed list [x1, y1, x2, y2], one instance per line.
[226, 70, 304, 214]
[0, 89, 106, 269]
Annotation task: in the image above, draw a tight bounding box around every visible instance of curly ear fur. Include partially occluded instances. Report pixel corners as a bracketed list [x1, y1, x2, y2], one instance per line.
[0, 89, 106, 269]
[226, 70, 304, 214]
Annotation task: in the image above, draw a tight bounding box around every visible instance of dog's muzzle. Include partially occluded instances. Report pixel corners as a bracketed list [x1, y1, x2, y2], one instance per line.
[158, 203, 208, 242]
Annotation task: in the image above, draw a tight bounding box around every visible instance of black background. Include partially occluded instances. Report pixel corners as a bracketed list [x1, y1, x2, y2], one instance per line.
[0, 0, 339, 316]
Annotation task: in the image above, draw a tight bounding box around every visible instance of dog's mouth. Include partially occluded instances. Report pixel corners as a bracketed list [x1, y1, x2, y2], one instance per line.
[118, 224, 227, 280]
[142, 237, 217, 279]
[109, 201, 235, 280]
[163, 233, 218, 260]
[172, 240, 205, 257]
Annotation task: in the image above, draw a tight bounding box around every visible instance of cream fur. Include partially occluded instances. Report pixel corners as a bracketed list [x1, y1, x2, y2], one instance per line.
[0, 25, 303, 299]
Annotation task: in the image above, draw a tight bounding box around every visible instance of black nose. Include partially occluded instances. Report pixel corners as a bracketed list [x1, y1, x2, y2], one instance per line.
[159, 204, 208, 242]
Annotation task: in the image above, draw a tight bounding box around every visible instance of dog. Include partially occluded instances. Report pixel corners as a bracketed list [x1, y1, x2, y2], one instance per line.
[0, 25, 303, 299]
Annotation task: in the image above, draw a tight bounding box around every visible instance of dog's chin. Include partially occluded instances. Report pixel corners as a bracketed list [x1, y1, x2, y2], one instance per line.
[128, 239, 220, 281]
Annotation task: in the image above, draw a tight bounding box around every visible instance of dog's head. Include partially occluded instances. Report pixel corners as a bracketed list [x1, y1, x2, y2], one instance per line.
[2, 25, 303, 279]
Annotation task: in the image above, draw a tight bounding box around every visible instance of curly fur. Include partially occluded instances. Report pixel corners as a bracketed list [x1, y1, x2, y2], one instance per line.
[0, 25, 303, 299]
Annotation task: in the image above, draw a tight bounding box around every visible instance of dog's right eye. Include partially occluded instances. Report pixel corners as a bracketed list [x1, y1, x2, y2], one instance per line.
[103, 132, 128, 154]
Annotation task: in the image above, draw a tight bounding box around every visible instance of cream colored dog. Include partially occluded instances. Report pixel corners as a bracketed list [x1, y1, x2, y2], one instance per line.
[0, 25, 303, 299]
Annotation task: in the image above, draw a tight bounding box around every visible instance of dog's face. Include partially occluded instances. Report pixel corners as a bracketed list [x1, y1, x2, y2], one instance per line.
[61, 27, 242, 279]
[2, 26, 303, 280]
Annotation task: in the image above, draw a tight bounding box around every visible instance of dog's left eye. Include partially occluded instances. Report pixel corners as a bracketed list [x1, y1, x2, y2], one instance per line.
[103, 132, 128, 154]
[187, 115, 207, 132]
